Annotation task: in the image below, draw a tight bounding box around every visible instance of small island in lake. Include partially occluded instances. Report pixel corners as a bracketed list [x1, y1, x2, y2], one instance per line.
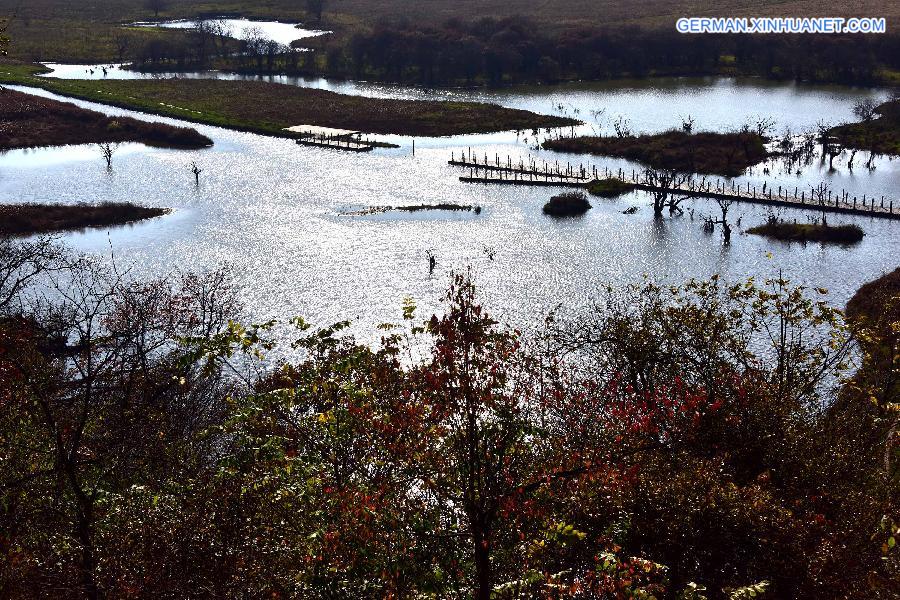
[0, 203, 169, 236]
[747, 219, 864, 244]
[543, 191, 592, 216]
[0, 64, 579, 138]
[0, 88, 213, 150]
[543, 130, 768, 177]
[586, 178, 635, 198]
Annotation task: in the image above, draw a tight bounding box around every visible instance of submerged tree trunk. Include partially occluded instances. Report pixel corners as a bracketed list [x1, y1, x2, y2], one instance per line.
[652, 193, 666, 219]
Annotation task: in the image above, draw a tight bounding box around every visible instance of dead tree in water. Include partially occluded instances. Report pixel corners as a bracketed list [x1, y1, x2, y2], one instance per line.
[714, 198, 733, 244]
[641, 168, 693, 218]
[851, 99, 881, 170]
[816, 121, 841, 171]
[613, 115, 631, 138]
[98, 143, 117, 171]
[426, 250, 436, 275]
[191, 162, 202, 185]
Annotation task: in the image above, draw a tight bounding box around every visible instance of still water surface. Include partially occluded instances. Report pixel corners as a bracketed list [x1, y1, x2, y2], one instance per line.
[131, 17, 329, 46]
[2, 78, 898, 342]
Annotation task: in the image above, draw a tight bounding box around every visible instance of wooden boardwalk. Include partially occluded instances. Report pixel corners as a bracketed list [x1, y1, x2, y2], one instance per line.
[450, 150, 591, 182]
[452, 155, 900, 221]
[460, 176, 585, 187]
[294, 130, 375, 153]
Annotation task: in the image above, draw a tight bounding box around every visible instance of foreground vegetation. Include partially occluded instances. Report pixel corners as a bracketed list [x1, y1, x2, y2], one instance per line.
[0, 62, 576, 136]
[0, 203, 168, 236]
[544, 130, 768, 177]
[0, 87, 212, 150]
[0, 237, 897, 598]
[747, 219, 865, 244]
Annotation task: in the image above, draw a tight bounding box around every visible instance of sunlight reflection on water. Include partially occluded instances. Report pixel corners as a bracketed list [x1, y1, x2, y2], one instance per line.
[2, 82, 898, 347]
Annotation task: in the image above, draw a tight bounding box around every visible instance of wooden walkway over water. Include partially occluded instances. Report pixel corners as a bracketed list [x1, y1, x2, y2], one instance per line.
[293, 129, 376, 153]
[450, 151, 591, 182]
[451, 154, 900, 221]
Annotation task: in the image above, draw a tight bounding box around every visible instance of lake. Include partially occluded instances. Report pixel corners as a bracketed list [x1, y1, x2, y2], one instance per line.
[3, 76, 898, 345]
[131, 17, 329, 47]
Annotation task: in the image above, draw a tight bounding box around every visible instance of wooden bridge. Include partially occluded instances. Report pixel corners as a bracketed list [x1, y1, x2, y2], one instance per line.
[288, 127, 376, 153]
[450, 150, 591, 185]
[451, 153, 900, 221]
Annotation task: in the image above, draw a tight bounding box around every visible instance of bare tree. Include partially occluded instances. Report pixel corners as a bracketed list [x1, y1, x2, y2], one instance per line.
[113, 33, 131, 63]
[242, 26, 266, 68]
[98, 142, 117, 170]
[681, 114, 695, 134]
[613, 115, 632, 138]
[754, 116, 777, 138]
[2, 258, 238, 599]
[853, 98, 879, 123]
[191, 162, 202, 185]
[264, 40, 284, 71]
[207, 19, 233, 59]
[641, 167, 693, 218]
[144, 0, 167, 18]
[714, 198, 733, 244]
[851, 99, 881, 170]
[0, 237, 60, 313]
[816, 121, 840, 171]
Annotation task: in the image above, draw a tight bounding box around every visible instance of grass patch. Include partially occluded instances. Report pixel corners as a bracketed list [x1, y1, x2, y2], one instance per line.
[395, 203, 480, 213]
[0, 202, 169, 236]
[747, 220, 864, 244]
[831, 98, 900, 156]
[0, 65, 576, 137]
[543, 131, 768, 177]
[543, 191, 591, 217]
[343, 203, 482, 216]
[0, 87, 212, 150]
[586, 178, 634, 198]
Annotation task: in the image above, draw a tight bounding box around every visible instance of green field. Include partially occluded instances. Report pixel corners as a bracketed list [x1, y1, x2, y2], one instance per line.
[0, 62, 576, 137]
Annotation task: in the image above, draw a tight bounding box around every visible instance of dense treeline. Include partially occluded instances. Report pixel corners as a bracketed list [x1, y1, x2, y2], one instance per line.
[0, 238, 898, 598]
[327, 20, 900, 85]
[130, 17, 900, 87]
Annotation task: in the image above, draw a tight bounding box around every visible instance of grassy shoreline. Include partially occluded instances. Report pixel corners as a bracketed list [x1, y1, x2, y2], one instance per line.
[747, 220, 864, 244]
[0, 203, 169, 236]
[586, 178, 635, 198]
[543, 131, 768, 177]
[0, 63, 577, 138]
[0, 87, 212, 150]
[832, 98, 900, 156]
